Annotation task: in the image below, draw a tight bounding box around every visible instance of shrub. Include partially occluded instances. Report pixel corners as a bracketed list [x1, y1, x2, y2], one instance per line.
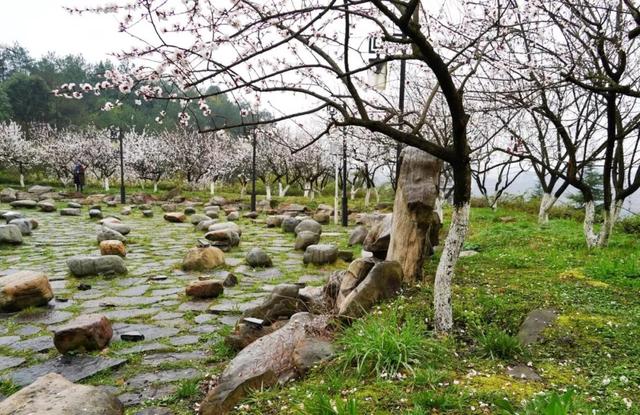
[337, 305, 434, 377]
[618, 215, 640, 235]
[475, 325, 522, 359]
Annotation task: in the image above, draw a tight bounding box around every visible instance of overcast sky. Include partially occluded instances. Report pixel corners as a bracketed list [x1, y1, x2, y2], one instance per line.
[0, 0, 133, 62]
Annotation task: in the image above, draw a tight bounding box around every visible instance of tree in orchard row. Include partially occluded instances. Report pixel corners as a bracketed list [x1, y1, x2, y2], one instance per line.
[0, 121, 36, 187]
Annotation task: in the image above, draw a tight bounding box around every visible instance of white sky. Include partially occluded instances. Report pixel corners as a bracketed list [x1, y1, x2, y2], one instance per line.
[0, 0, 133, 62]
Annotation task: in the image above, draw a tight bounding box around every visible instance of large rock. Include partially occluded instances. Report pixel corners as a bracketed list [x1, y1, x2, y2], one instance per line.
[67, 256, 128, 277]
[196, 219, 218, 232]
[182, 247, 225, 271]
[265, 215, 284, 228]
[303, 244, 338, 265]
[185, 279, 224, 299]
[37, 200, 57, 212]
[8, 218, 32, 236]
[243, 284, 309, 323]
[278, 203, 307, 215]
[338, 261, 403, 318]
[2, 210, 24, 222]
[60, 208, 81, 216]
[335, 258, 378, 310]
[200, 313, 332, 415]
[164, 212, 186, 223]
[0, 373, 124, 415]
[0, 224, 23, 245]
[281, 217, 301, 233]
[190, 214, 209, 225]
[97, 227, 127, 243]
[362, 213, 392, 258]
[294, 219, 322, 236]
[53, 314, 113, 354]
[348, 225, 368, 246]
[102, 221, 131, 235]
[208, 222, 242, 237]
[9, 199, 37, 209]
[89, 209, 103, 219]
[313, 211, 331, 224]
[225, 320, 287, 351]
[204, 229, 240, 251]
[226, 211, 240, 221]
[294, 230, 320, 251]
[99, 240, 126, 257]
[28, 185, 53, 195]
[0, 188, 17, 203]
[0, 271, 53, 312]
[245, 247, 272, 268]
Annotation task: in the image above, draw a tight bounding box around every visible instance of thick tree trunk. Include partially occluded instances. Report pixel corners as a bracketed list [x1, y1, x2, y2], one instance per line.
[350, 186, 357, 200]
[387, 147, 441, 283]
[265, 184, 272, 200]
[584, 200, 599, 249]
[597, 199, 623, 247]
[278, 183, 290, 197]
[104, 178, 110, 191]
[210, 181, 215, 195]
[435, 191, 444, 222]
[364, 188, 371, 207]
[19, 174, 25, 188]
[153, 181, 158, 193]
[538, 192, 557, 225]
[240, 184, 247, 197]
[434, 202, 470, 333]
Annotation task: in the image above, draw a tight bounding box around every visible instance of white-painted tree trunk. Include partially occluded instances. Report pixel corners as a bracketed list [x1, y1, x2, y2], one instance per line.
[265, 184, 272, 200]
[435, 192, 444, 222]
[210, 181, 215, 195]
[19, 174, 25, 188]
[350, 186, 357, 200]
[240, 184, 247, 197]
[583, 200, 600, 249]
[537, 192, 557, 225]
[434, 202, 470, 333]
[278, 183, 290, 197]
[374, 187, 380, 204]
[364, 188, 371, 207]
[104, 178, 110, 191]
[597, 199, 623, 248]
[153, 181, 159, 193]
[489, 197, 498, 211]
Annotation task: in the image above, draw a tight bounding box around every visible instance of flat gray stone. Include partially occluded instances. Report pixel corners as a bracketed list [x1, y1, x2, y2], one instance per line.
[119, 342, 172, 355]
[142, 351, 207, 366]
[506, 365, 542, 381]
[127, 368, 200, 389]
[11, 336, 54, 352]
[169, 335, 199, 346]
[113, 324, 179, 342]
[7, 355, 126, 386]
[518, 309, 558, 346]
[0, 356, 25, 370]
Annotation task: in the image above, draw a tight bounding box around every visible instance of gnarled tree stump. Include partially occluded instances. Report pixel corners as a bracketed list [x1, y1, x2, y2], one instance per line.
[386, 147, 441, 282]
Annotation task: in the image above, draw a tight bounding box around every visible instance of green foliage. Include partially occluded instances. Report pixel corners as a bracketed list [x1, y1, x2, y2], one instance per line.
[475, 325, 522, 360]
[495, 389, 588, 415]
[584, 253, 640, 280]
[174, 378, 200, 400]
[412, 387, 465, 412]
[337, 305, 435, 377]
[300, 393, 360, 415]
[3, 73, 51, 124]
[618, 215, 640, 235]
[568, 163, 603, 207]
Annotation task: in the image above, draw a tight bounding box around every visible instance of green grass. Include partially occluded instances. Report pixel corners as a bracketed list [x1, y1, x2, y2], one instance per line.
[232, 206, 640, 415]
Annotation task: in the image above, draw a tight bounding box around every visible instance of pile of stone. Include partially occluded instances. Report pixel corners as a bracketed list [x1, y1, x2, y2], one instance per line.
[201, 256, 405, 414]
[1, 210, 38, 245]
[1, 185, 62, 204]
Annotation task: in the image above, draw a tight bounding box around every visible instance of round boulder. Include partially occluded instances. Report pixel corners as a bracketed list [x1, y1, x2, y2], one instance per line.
[8, 218, 32, 236]
[0, 271, 53, 312]
[186, 279, 224, 299]
[245, 247, 273, 268]
[182, 246, 225, 271]
[294, 230, 320, 251]
[53, 314, 113, 354]
[97, 227, 126, 243]
[281, 217, 302, 233]
[0, 224, 23, 245]
[67, 256, 128, 277]
[294, 219, 322, 236]
[99, 240, 126, 257]
[164, 212, 186, 223]
[303, 244, 338, 265]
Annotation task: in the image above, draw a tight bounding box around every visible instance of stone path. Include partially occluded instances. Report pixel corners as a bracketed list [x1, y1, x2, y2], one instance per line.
[0, 201, 350, 413]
